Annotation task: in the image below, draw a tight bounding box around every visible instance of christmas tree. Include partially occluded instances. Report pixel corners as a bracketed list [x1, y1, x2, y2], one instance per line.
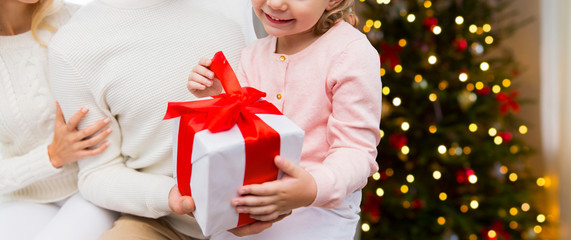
[357, 0, 546, 239]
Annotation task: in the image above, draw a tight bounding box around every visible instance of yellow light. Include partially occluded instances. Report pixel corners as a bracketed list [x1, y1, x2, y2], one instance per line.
[459, 73, 468, 82]
[439, 192, 447, 201]
[469, 234, 477, 240]
[437, 217, 446, 225]
[470, 200, 479, 209]
[492, 85, 501, 93]
[475, 81, 484, 90]
[414, 74, 423, 82]
[509, 173, 518, 182]
[469, 24, 478, 33]
[362, 223, 370, 232]
[521, 203, 530, 212]
[393, 97, 402, 106]
[406, 174, 415, 183]
[429, 93, 438, 102]
[386, 168, 394, 176]
[401, 146, 410, 155]
[534, 225, 543, 234]
[403, 200, 410, 208]
[510, 145, 520, 154]
[460, 205, 469, 213]
[438, 145, 447, 154]
[433, 26, 442, 35]
[519, 125, 528, 134]
[407, 14, 416, 22]
[363, 25, 371, 33]
[480, 62, 490, 71]
[537, 177, 546, 187]
[488, 128, 497, 136]
[424, 0, 432, 8]
[468, 175, 478, 184]
[537, 214, 546, 223]
[455, 16, 464, 25]
[466, 83, 475, 91]
[399, 39, 407, 47]
[438, 81, 448, 90]
[488, 230, 497, 238]
[476, 27, 484, 35]
[509, 221, 518, 230]
[500, 166, 508, 174]
[380, 68, 386, 76]
[428, 55, 437, 64]
[469, 123, 478, 132]
[376, 188, 384, 197]
[400, 185, 409, 193]
[483, 24, 492, 32]
[380, 129, 384, 138]
[510, 207, 519, 216]
[382, 86, 390, 95]
[429, 125, 437, 134]
[503, 79, 512, 87]
[365, 19, 374, 27]
[494, 136, 503, 145]
[433, 171, 442, 180]
[394, 64, 403, 73]
[373, 20, 382, 29]
[372, 172, 381, 180]
[463, 146, 471, 155]
[485, 36, 494, 44]
[401, 122, 410, 131]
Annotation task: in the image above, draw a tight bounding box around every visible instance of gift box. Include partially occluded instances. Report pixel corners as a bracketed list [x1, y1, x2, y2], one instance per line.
[164, 52, 304, 236]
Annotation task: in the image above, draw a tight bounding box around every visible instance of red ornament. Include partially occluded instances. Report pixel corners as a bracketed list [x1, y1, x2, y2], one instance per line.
[481, 221, 511, 240]
[389, 133, 408, 150]
[411, 199, 424, 210]
[452, 38, 468, 52]
[496, 91, 520, 115]
[423, 17, 438, 31]
[456, 168, 475, 184]
[476, 86, 491, 95]
[362, 192, 382, 223]
[497, 131, 513, 143]
[380, 42, 403, 69]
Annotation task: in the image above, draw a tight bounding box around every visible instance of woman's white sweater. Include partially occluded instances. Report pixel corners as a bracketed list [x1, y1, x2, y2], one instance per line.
[0, 5, 78, 203]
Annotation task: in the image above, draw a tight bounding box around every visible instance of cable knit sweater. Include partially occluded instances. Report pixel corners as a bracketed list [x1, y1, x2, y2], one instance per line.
[48, 0, 245, 237]
[0, 5, 78, 203]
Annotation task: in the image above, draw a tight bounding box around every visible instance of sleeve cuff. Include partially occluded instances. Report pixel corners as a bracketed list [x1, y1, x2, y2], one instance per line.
[147, 177, 177, 218]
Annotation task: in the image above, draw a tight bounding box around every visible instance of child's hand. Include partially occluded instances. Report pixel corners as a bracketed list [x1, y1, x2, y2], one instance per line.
[187, 58, 223, 98]
[231, 156, 317, 222]
[168, 185, 195, 216]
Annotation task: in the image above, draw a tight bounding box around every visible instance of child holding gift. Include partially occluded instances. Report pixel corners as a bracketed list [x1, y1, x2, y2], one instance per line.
[188, 0, 381, 239]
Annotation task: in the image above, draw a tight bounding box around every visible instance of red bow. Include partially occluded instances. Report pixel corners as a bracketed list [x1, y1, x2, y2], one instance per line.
[496, 91, 520, 115]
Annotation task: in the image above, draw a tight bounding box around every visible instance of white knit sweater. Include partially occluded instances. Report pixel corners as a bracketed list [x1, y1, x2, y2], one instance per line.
[0, 5, 78, 203]
[48, 0, 245, 237]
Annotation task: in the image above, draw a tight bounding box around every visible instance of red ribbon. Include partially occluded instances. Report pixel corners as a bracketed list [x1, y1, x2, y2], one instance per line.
[496, 91, 520, 115]
[164, 51, 283, 227]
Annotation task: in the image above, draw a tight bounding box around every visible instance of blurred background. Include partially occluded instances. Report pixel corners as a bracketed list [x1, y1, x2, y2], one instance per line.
[62, 0, 570, 239]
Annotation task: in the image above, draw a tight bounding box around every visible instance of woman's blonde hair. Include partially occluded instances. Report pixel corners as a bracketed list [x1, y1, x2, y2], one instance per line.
[31, 0, 58, 46]
[313, 0, 358, 36]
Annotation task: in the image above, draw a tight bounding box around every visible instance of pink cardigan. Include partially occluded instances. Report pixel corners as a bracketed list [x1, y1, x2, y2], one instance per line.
[237, 21, 381, 208]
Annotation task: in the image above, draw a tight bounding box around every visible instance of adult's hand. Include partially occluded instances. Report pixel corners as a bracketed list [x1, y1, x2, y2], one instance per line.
[48, 102, 111, 168]
[168, 185, 195, 215]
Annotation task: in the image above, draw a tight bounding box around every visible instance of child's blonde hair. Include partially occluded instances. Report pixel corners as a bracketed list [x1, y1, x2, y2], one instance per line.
[313, 0, 358, 35]
[31, 0, 58, 46]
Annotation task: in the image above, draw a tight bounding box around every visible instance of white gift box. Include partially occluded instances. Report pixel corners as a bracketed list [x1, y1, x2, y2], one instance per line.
[171, 113, 304, 236]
